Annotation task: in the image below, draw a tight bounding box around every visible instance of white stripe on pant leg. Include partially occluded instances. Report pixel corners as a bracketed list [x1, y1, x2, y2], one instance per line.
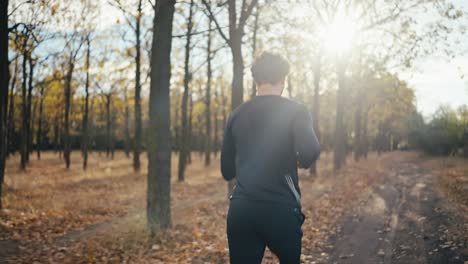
[285, 174, 301, 205]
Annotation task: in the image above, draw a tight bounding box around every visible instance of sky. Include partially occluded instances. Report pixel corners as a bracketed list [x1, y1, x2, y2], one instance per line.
[99, 0, 468, 117]
[396, 0, 468, 117]
[400, 56, 468, 117]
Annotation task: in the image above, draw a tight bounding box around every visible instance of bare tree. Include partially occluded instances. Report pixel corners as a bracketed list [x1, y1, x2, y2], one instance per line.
[123, 84, 131, 158]
[147, 0, 175, 237]
[7, 58, 18, 157]
[0, 0, 9, 209]
[187, 88, 193, 164]
[178, 0, 195, 182]
[82, 33, 92, 169]
[14, 26, 32, 170]
[250, 4, 259, 98]
[309, 51, 322, 175]
[213, 85, 219, 158]
[63, 33, 84, 169]
[36, 83, 46, 160]
[19, 33, 29, 170]
[333, 60, 347, 170]
[111, 0, 145, 172]
[204, 17, 213, 166]
[26, 55, 35, 162]
[133, 0, 143, 171]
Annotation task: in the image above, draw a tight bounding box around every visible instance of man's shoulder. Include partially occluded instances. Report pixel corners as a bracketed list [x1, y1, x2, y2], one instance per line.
[227, 100, 253, 126]
[282, 97, 307, 110]
[229, 96, 307, 121]
[275, 97, 309, 115]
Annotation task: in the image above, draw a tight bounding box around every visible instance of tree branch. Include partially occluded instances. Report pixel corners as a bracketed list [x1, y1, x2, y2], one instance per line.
[238, 0, 258, 30]
[201, 0, 230, 44]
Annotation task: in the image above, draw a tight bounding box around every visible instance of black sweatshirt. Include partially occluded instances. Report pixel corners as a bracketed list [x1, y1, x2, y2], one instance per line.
[221, 95, 320, 207]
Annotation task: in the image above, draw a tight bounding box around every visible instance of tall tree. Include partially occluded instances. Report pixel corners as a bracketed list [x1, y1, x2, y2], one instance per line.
[204, 17, 213, 166]
[36, 84, 45, 160]
[309, 51, 322, 175]
[202, 0, 258, 194]
[178, 0, 194, 182]
[250, 4, 259, 98]
[111, 0, 145, 171]
[147, 0, 175, 237]
[187, 88, 193, 164]
[7, 58, 18, 156]
[63, 33, 84, 169]
[104, 93, 112, 158]
[213, 86, 219, 157]
[333, 60, 348, 170]
[133, 0, 143, 172]
[10, 5, 46, 169]
[0, 0, 9, 209]
[123, 84, 131, 158]
[353, 86, 364, 161]
[26, 55, 35, 162]
[82, 34, 91, 169]
[20, 36, 29, 170]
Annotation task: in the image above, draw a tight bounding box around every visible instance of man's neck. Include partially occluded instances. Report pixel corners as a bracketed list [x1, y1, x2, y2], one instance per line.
[256, 84, 283, 96]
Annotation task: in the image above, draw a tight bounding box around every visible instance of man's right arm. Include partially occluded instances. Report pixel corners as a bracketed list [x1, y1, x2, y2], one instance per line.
[292, 106, 320, 168]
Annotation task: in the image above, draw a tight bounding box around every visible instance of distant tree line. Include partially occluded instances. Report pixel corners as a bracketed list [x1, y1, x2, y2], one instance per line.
[406, 105, 468, 156]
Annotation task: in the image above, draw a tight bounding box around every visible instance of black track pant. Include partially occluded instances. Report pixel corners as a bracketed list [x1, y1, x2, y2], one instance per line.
[227, 199, 305, 264]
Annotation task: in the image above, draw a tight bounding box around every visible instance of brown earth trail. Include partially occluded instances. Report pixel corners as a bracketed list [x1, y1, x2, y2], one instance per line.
[327, 159, 467, 264]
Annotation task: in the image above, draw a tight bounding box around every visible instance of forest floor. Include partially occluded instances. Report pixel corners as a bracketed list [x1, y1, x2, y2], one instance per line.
[0, 151, 467, 263]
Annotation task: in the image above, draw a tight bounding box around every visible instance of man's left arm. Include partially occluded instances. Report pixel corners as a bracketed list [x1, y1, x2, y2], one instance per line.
[293, 106, 321, 169]
[221, 116, 236, 181]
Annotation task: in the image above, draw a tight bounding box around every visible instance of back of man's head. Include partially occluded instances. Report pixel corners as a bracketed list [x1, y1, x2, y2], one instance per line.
[251, 52, 290, 85]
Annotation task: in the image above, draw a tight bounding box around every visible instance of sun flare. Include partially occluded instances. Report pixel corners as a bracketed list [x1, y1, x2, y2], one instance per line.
[321, 10, 359, 55]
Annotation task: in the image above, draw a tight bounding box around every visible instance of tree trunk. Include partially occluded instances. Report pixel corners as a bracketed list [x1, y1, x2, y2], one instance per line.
[111, 109, 115, 159]
[362, 101, 369, 158]
[124, 87, 130, 158]
[309, 54, 321, 175]
[29, 99, 36, 157]
[187, 90, 193, 164]
[53, 115, 59, 152]
[82, 36, 91, 169]
[178, 0, 194, 181]
[7, 58, 18, 157]
[174, 94, 180, 153]
[20, 54, 28, 170]
[221, 84, 227, 128]
[353, 87, 363, 161]
[333, 64, 347, 170]
[204, 18, 212, 167]
[105, 94, 111, 158]
[64, 57, 75, 169]
[0, 0, 9, 209]
[147, 0, 175, 237]
[230, 37, 244, 111]
[250, 6, 259, 98]
[36, 85, 45, 160]
[213, 88, 219, 158]
[133, 0, 143, 172]
[26, 57, 35, 162]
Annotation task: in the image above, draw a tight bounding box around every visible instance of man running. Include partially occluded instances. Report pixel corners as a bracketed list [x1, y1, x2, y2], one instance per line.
[221, 52, 321, 264]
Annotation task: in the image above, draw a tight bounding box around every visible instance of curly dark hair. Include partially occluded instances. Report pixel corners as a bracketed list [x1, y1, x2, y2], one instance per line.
[251, 52, 290, 85]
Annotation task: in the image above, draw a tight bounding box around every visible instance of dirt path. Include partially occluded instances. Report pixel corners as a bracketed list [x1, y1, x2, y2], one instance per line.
[328, 161, 467, 264]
